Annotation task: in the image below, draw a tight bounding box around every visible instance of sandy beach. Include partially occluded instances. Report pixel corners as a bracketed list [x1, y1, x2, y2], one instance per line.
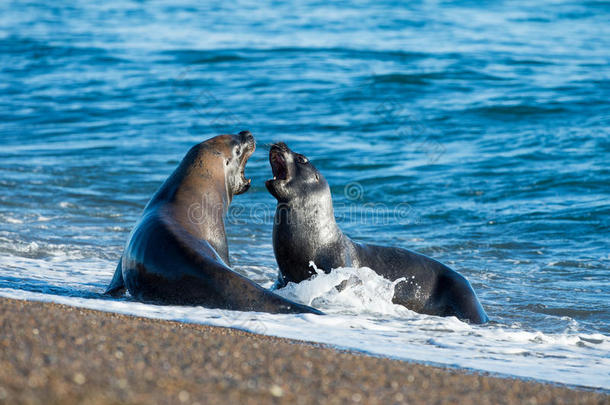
[0, 298, 606, 405]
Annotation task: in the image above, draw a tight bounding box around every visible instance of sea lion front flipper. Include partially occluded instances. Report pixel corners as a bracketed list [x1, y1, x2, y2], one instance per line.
[104, 257, 126, 297]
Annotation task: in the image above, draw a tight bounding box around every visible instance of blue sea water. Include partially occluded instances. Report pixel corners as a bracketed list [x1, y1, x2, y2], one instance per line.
[1, 0, 609, 388]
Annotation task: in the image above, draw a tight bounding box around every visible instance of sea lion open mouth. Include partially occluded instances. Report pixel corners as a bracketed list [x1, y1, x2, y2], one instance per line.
[237, 131, 255, 193]
[269, 144, 288, 181]
[239, 144, 255, 186]
[265, 142, 295, 200]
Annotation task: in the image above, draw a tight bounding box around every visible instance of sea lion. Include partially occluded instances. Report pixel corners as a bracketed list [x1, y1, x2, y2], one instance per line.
[105, 132, 322, 314]
[265, 142, 488, 323]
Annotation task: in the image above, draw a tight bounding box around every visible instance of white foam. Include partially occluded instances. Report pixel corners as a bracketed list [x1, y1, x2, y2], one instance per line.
[276, 262, 411, 316]
[5, 216, 23, 224]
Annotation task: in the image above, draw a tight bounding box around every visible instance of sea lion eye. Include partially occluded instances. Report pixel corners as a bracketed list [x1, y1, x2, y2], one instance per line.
[297, 155, 308, 164]
[315, 173, 319, 181]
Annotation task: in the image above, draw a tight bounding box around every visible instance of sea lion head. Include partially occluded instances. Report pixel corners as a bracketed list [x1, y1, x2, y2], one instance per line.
[197, 130, 256, 197]
[265, 142, 329, 203]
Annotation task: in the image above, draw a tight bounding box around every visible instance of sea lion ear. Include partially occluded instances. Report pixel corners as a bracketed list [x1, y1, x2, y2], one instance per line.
[315, 173, 320, 181]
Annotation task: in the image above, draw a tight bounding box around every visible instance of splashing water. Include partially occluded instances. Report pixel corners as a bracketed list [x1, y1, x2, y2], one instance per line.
[277, 262, 410, 316]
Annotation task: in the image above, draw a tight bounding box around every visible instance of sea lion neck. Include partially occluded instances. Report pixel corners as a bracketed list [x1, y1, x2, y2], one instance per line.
[277, 192, 342, 244]
[175, 154, 228, 224]
[147, 147, 231, 262]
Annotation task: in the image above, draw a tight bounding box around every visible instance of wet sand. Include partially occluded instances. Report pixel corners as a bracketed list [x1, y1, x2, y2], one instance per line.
[0, 297, 606, 405]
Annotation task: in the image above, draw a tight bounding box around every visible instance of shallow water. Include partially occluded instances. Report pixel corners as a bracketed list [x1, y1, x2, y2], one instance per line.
[1, 0, 609, 389]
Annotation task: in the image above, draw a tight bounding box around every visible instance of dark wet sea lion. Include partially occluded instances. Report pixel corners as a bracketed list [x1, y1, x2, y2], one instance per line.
[266, 142, 488, 323]
[105, 132, 322, 314]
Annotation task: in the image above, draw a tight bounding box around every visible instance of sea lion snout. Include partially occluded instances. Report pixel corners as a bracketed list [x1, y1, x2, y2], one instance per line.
[270, 141, 289, 151]
[237, 130, 256, 161]
[238, 130, 254, 144]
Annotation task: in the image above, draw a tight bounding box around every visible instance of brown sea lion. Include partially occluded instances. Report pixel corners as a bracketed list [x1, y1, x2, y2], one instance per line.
[105, 132, 322, 314]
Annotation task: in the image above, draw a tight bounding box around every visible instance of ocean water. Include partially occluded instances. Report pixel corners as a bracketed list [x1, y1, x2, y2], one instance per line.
[1, 0, 609, 389]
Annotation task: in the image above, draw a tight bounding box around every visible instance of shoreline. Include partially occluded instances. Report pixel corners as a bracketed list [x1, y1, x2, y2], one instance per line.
[0, 297, 607, 404]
